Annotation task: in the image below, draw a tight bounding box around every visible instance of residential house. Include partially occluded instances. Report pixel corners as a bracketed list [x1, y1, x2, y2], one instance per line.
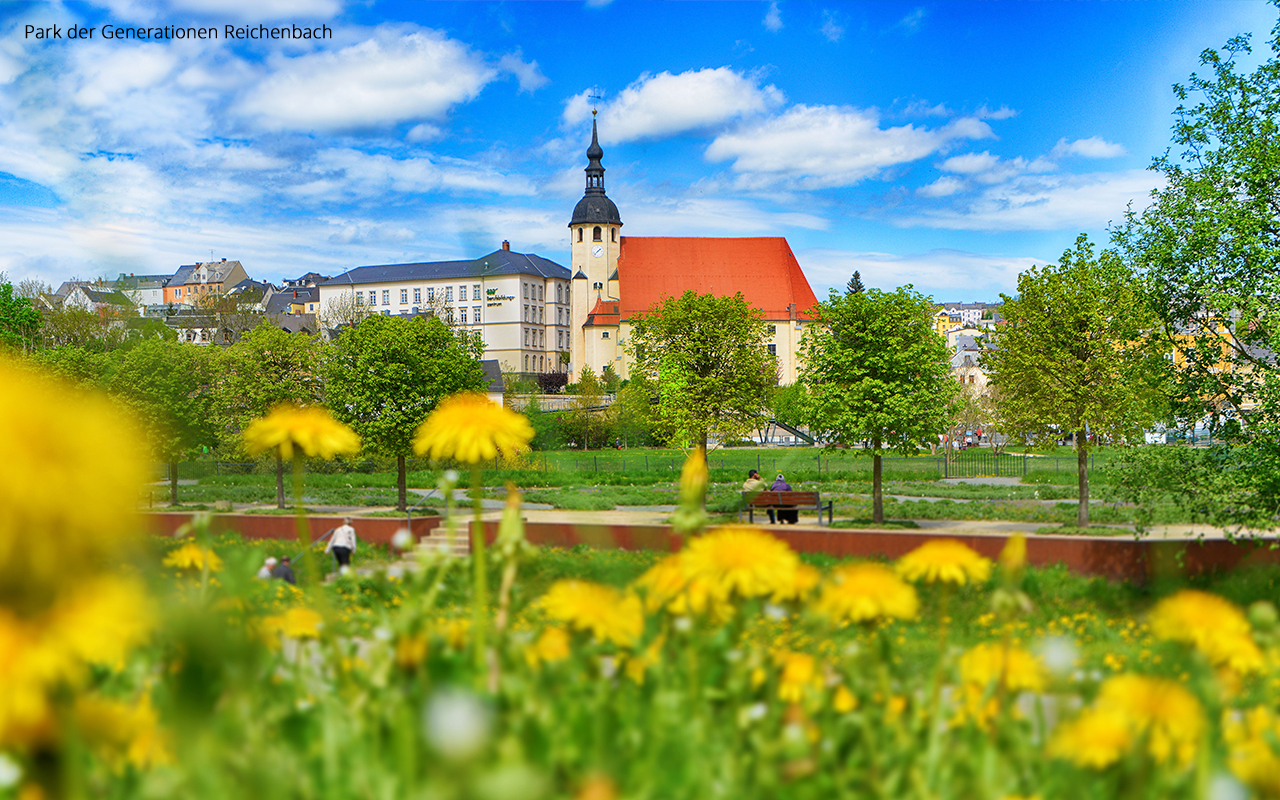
[64, 286, 135, 317]
[163, 259, 249, 306]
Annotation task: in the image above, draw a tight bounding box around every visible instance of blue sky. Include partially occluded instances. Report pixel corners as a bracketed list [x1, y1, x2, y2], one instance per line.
[0, 0, 1274, 301]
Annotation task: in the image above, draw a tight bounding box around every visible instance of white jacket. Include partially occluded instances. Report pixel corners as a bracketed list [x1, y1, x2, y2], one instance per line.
[328, 524, 357, 551]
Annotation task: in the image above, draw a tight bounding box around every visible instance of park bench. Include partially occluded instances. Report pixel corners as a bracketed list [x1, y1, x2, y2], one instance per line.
[740, 491, 834, 526]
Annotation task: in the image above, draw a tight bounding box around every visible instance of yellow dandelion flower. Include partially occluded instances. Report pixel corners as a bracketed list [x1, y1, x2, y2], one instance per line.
[395, 635, 428, 670]
[623, 634, 665, 685]
[1149, 590, 1264, 675]
[773, 563, 821, 604]
[679, 447, 708, 503]
[681, 526, 801, 604]
[632, 554, 727, 619]
[999, 534, 1027, 573]
[813, 562, 919, 624]
[162, 542, 224, 573]
[263, 607, 324, 639]
[74, 693, 171, 771]
[437, 618, 471, 650]
[537, 580, 644, 648]
[776, 651, 823, 704]
[956, 643, 1046, 726]
[0, 358, 148, 613]
[896, 540, 993, 586]
[1047, 707, 1133, 769]
[243, 404, 360, 461]
[1223, 706, 1280, 798]
[413, 392, 534, 465]
[833, 685, 857, 714]
[527, 627, 572, 668]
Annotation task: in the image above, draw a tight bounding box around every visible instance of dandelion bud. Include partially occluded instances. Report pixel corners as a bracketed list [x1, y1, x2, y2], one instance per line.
[1249, 601, 1278, 632]
[391, 528, 414, 551]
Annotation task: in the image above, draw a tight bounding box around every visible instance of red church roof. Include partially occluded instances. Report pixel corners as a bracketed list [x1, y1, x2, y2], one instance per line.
[584, 298, 620, 326]
[615, 237, 820, 320]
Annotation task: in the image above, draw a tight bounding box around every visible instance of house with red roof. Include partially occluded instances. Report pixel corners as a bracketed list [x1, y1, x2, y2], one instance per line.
[567, 120, 820, 384]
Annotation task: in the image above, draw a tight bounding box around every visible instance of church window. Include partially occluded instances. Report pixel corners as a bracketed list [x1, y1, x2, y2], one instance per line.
[612, 228, 617, 242]
[577, 229, 583, 243]
[593, 226, 602, 242]
[602, 331, 610, 339]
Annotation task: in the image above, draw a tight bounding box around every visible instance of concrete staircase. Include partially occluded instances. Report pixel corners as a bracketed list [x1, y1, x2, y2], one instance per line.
[413, 529, 471, 558]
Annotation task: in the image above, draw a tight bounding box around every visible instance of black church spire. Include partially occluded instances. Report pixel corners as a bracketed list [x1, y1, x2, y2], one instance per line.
[569, 115, 622, 227]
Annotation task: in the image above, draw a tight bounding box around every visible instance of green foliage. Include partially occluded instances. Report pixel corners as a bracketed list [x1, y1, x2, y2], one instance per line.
[0, 282, 41, 351]
[626, 290, 775, 451]
[214, 323, 323, 449]
[983, 235, 1163, 526]
[524, 397, 568, 452]
[600, 363, 621, 392]
[770, 382, 808, 425]
[29, 346, 115, 389]
[565, 366, 606, 449]
[609, 373, 657, 447]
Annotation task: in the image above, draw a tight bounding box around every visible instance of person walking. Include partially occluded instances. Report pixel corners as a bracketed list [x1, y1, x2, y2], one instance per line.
[257, 556, 277, 579]
[327, 517, 358, 573]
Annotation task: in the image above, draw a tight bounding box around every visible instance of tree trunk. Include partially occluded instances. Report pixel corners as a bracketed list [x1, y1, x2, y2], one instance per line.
[397, 454, 407, 512]
[872, 444, 884, 526]
[698, 429, 709, 455]
[169, 458, 178, 505]
[1076, 432, 1090, 529]
[275, 452, 286, 509]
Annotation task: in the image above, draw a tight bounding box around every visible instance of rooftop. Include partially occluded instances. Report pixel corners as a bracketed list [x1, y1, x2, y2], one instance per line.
[327, 249, 569, 286]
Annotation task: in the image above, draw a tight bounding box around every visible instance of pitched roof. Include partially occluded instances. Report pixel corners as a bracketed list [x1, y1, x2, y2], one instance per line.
[584, 299, 620, 327]
[328, 249, 569, 286]
[615, 237, 820, 320]
[78, 287, 134, 306]
[171, 260, 244, 286]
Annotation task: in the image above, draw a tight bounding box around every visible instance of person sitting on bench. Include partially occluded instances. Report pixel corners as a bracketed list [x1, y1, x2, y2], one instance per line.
[744, 469, 774, 523]
[770, 473, 799, 524]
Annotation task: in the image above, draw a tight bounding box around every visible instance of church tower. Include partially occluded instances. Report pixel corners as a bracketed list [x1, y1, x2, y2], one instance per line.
[568, 115, 622, 377]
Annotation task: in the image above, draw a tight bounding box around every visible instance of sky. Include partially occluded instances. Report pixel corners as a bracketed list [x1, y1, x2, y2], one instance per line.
[0, 0, 1276, 302]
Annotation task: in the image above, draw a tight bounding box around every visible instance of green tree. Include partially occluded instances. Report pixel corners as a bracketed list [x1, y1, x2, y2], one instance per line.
[800, 285, 956, 524]
[600, 364, 621, 393]
[983, 235, 1162, 528]
[29, 346, 116, 389]
[110, 339, 217, 504]
[215, 323, 323, 508]
[1116, 20, 1280, 528]
[0, 283, 42, 352]
[846, 271, 865, 295]
[325, 315, 486, 510]
[626, 291, 775, 452]
[609, 374, 657, 448]
[566, 366, 605, 450]
[770, 382, 808, 426]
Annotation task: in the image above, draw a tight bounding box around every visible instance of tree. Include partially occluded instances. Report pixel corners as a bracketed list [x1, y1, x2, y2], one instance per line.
[565, 366, 605, 450]
[1115, 20, 1280, 528]
[318, 289, 375, 332]
[983, 235, 1162, 528]
[626, 291, 776, 452]
[14, 278, 51, 300]
[0, 283, 42, 352]
[770, 382, 808, 426]
[609, 374, 657, 448]
[800, 285, 956, 524]
[325, 314, 487, 510]
[215, 323, 323, 507]
[846, 271, 865, 295]
[110, 339, 217, 504]
[600, 364, 621, 393]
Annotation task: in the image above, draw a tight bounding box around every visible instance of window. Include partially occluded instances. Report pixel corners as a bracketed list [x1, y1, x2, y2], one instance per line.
[411, 306, 418, 314]
[445, 308, 453, 323]
[460, 308, 468, 324]
[767, 324, 777, 335]
[427, 287, 434, 302]
[557, 284, 562, 303]
[382, 290, 390, 305]
[767, 344, 777, 356]
[524, 329, 529, 346]
[524, 305, 529, 321]
[175, 288, 182, 297]
[539, 356, 544, 372]
[473, 306, 481, 322]
[523, 283, 528, 299]
[602, 331, 610, 339]
[577, 229, 583, 242]
[368, 290, 376, 305]
[382, 310, 390, 316]
[557, 331, 562, 348]
[200, 329, 208, 342]
[445, 286, 453, 302]
[524, 355, 529, 370]
[355, 293, 364, 306]
[612, 228, 617, 242]
[969, 375, 976, 385]
[400, 289, 408, 304]
[414, 288, 421, 304]
[459, 285, 466, 300]
[538, 285, 543, 301]
[473, 284, 481, 301]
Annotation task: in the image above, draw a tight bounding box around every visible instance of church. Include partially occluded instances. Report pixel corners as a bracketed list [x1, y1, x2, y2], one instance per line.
[566, 118, 820, 385]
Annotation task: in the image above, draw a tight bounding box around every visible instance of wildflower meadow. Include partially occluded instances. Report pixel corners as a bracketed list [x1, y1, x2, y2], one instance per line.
[7, 355, 1280, 800]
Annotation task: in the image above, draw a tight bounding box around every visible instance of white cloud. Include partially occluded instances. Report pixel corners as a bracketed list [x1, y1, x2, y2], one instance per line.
[497, 52, 549, 93]
[917, 176, 965, 198]
[939, 152, 1001, 175]
[820, 10, 844, 42]
[901, 169, 1164, 232]
[563, 68, 784, 143]
[292, 148, 537, 199]
[764, 1, 783, 32]
[975, 105, 1017, 120]
[897, 8, 926, 33]
[897, 99, 951, 118]
[796, 246, 1048, 299]
[240, 29, 497, 132]
[706, 105, 995, 189]
[1051, 136, 1127, 159]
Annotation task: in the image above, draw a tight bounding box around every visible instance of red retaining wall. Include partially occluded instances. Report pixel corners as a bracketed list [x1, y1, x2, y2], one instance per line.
[146, 512, 442, 546]
[472, 521, 1280, 583]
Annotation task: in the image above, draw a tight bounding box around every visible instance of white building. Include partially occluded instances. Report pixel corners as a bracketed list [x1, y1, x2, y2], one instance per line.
[319, 242, 571, 377]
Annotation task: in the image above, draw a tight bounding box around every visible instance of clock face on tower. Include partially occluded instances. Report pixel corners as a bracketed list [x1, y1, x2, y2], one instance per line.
[591, 245, 604, 258]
